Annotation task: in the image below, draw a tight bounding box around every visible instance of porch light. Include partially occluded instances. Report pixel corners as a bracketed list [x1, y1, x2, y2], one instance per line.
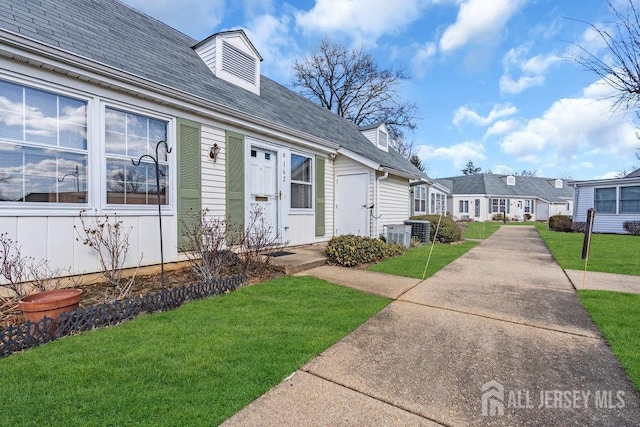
[209, 143, 221, 162]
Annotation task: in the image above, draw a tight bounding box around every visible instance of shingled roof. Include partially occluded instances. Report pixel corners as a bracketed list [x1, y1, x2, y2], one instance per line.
[0, 0, 425, 179]
[436, 174, 573, 203]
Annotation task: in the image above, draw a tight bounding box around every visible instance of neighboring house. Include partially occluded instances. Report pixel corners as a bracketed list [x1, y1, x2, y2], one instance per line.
[572, 169, 640, 234]
[0, 0, 424, 276]
[436, 174, 573, 221]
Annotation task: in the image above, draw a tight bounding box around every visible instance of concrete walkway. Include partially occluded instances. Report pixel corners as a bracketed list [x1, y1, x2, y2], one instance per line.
[223, 226, 640, 426]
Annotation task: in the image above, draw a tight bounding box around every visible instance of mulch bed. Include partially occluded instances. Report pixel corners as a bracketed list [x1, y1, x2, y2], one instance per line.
[0, 264, 283, 329]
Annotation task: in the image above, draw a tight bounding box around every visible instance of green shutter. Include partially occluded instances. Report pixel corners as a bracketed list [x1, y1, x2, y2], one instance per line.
[177, 118, 202, 250]
[315, 156, 326, 236]
[225, 131, 245, 231]
[531, 200, 535, 214]
[506, 199, 510, 214]
[488, 198, 492, 213]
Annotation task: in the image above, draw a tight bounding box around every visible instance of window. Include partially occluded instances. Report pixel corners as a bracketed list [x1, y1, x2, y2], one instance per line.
[0, 79, 88, 204]
[594, 187, 616, 213]
[290, 153, 312, 209]
[413, 185, 427, 214]
[491, 198, 506, 213]
[435, 193, 446, 214]
[459, 200, 469, 213]
[105, 108, 169, 205]
[620, 186, 640, 213]
[524, 200, 532, 213]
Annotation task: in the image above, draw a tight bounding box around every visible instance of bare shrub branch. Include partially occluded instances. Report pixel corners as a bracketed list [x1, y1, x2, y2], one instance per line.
[75, 210, 141, 302]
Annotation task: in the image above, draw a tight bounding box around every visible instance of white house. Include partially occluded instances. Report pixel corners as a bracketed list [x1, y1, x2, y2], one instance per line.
[436, 174, 574, 221]
[572, 169, 640, 234]
[0, 0, 425, 276]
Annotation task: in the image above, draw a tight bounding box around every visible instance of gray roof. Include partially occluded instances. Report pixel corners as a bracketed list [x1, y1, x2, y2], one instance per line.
[0, 0, 424, 179]
[436, 174, 573, 203]
[626, 168, 640, 178]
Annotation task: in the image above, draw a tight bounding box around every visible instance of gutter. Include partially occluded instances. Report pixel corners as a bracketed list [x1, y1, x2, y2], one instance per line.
[0, 30, 339, 154]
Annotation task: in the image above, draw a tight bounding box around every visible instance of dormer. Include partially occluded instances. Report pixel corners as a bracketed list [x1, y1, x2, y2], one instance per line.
[554, 179, 563, 188]
[359, 122, 389, 152]
[193, 30, 262, 95]
[506, 175, 516, 186]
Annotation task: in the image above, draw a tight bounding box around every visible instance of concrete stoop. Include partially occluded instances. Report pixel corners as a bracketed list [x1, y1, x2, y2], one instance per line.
[267, 244, 328, 275]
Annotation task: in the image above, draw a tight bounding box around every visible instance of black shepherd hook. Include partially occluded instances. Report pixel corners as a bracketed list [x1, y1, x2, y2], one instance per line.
[132, 140, 172, 288]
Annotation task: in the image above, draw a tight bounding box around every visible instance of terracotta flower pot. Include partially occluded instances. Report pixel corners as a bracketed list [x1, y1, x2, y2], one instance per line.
[18, 288, 83, 323]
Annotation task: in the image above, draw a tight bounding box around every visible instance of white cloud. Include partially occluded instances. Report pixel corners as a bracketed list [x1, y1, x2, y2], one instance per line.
[439, 0, 524, 52]
[596, 171, 622, 179]
[484, 119, 519, 139]
[499, 74, 544, 94]
[499, 45, 561, 95]
[295, 0, 428, 43]
[453, 104, 517, 127]
[412, 42, 437, 78]
[245, 14, 298, 79]
[491, 164, 513, 175]
[499, 79, 638, 163]
[416, 140, 485, 169]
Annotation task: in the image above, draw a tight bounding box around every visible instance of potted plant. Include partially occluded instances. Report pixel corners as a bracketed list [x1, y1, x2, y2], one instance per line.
[18, 288, 83, 323]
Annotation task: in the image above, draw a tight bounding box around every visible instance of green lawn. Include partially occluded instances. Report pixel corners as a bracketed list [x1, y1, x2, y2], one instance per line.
[578, 290, 640, 391]
[0, 277, 389, 426]
[535, 223, 640, 276]
[462, 222, 502, 239]
[368, 240, 478, 279]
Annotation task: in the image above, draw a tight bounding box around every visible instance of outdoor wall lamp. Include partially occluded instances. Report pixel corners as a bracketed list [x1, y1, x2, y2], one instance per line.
[209, 143, 221, 162]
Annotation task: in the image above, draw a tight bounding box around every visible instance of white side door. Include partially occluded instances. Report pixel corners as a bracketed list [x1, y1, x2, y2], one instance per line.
[335, 173, 369, 236]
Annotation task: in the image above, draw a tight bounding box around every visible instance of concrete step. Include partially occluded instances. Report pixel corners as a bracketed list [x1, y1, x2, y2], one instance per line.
[267, 244, 328, 275]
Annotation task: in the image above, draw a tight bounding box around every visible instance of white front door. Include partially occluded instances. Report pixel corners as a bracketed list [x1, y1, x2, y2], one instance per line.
[335, 173, 369, 236]
[249, 146, 279, 242]
[513, 199, 524, 220]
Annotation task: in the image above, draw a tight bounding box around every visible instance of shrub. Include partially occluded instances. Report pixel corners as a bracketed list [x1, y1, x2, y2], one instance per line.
[524, 213, 532, 221]
[326, 235, 407, 267]
[492, 213, 504, 221]
[549, 214, 573, 232]
[409, 215, 462, 243]
[623, 220, 640, 236]
[571, 221, 586, 233]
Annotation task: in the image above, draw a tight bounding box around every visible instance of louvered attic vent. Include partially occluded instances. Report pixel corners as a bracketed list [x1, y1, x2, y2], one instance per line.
[222, 41, 256, 84]
[193, 30, 262, 95]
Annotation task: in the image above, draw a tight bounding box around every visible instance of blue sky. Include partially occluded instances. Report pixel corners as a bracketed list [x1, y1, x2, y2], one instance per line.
[121, 0, 640, 180]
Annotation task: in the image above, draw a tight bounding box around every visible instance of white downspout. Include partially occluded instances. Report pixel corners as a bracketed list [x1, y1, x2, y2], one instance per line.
[375, 172, 389, 237]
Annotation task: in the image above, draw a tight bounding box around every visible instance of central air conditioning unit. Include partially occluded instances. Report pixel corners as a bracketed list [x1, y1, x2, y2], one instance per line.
[386, 224, 411, 248]
[404, 220, 431, 243]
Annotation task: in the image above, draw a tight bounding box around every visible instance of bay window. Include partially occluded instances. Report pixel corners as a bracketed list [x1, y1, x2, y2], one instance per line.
[0, 79, 88, 203]
[414, 185, 427, 214]
[290, 153, 312, 209]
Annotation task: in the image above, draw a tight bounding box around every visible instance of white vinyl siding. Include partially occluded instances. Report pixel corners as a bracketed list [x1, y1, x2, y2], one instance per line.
[377, 175, 410, 237]
[201, 125, 226, 218]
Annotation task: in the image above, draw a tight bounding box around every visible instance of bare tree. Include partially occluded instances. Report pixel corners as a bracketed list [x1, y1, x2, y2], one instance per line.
[516, 169, 537, 177]
[409, 155, 426, 173]
[573, 0, 640, 111]
[293, 37, 419, 158]
[461, 160, 482, 175]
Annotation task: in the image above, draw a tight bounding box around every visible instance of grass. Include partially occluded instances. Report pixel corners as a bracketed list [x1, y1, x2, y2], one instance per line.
[0, 276, 389, 426]
[535, 223, 640, 276]
[368, 240, 478, 279]
[578, 290, 640, 392]
[462, 221, 502, 239]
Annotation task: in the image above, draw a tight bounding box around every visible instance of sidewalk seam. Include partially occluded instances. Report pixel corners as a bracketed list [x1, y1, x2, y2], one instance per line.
[301, 369, 450, 427]
[396, 299, 601, 340]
